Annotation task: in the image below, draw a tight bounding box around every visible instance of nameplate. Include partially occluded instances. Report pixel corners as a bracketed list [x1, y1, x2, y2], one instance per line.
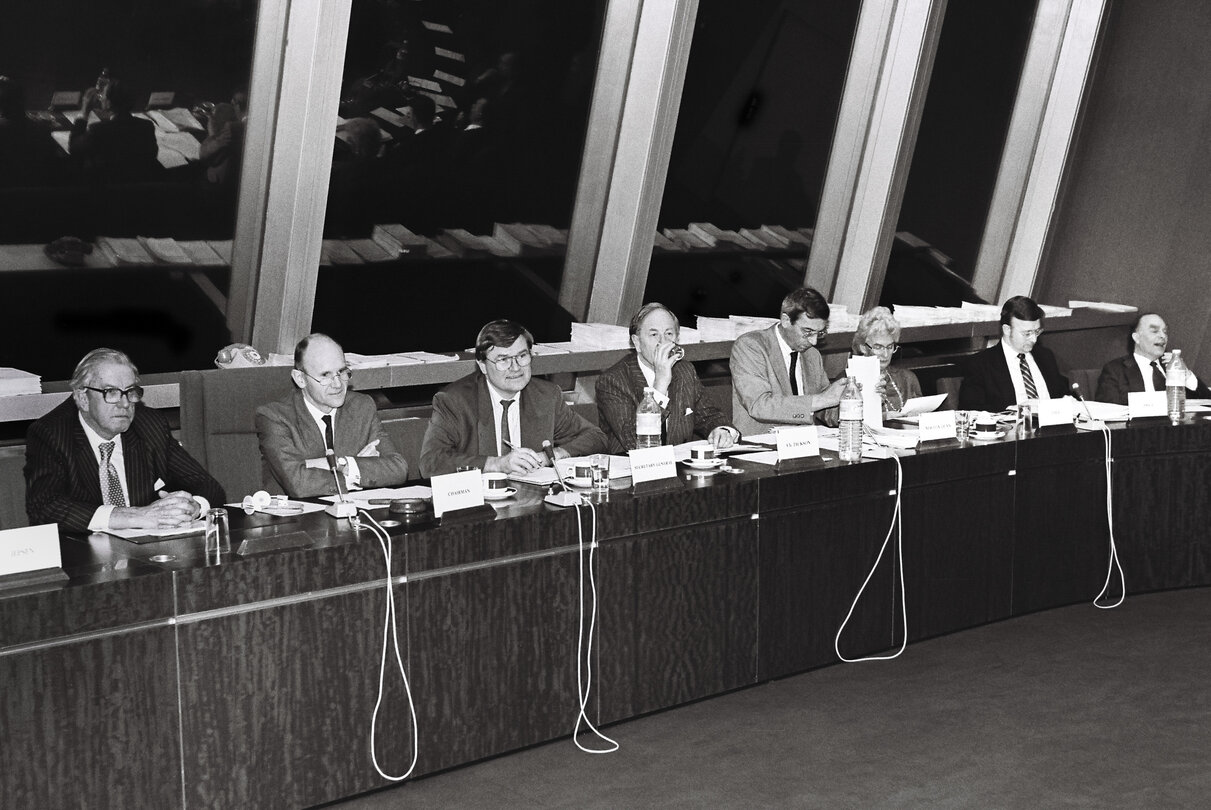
[628, 446, 677, 484]
[1127, 391, 1166, 419]
[0, 524, 62, 577]
[1035, 397, 1071, 427]
[918, 411, 957, 441]
[430, 469, 484, 517]
[775, 425, 819, 460]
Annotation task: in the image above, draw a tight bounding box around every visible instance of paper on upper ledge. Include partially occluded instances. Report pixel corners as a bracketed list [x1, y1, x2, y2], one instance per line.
[960, 302, 1003, 319]
[401, 351, 460, 363]
[344, 352, 422, 368]
[0, 367, 42, 396]
[530, 342, 572, 355]
[434, 70, 465, 87]
[1068, 300, 1138, 313]
[1039, 305, 1073, 318]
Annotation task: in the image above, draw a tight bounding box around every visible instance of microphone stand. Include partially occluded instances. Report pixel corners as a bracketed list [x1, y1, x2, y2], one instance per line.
[325, 449, 358, 518]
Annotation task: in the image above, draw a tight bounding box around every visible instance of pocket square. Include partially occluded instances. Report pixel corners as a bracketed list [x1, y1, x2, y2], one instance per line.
[153, 477, 166, 491]
[685, 408, 694, 416]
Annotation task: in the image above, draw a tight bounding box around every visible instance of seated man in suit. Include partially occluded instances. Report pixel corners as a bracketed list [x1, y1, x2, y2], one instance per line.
[959, 295, 1069, 412]
[420, 319, 607, 477]
[596, 302, 738, 453]
[730, 286, 847, 436]
[25, 348, 225, 533]
[1095, 312, 1211, 404]
[256, 333, 409, 497]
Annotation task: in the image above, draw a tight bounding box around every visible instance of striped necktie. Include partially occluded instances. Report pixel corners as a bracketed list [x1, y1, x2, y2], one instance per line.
[1018, 353, 1038, 399]
[99, 441, 126, 507]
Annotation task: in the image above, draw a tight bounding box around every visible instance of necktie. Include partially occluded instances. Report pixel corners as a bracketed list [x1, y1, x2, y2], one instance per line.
[788, 352, 799, 396]
[500, 399, 513, 454]
[1151, 361, 1166, 391]
[99, 441, 126, 507]
[322, 414, 335, 455]
[1018, 353, 1038, 399]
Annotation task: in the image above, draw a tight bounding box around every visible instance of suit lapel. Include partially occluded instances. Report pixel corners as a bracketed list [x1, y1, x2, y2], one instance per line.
[519, 385, 549, 451]
[1125, 357, 1147, 391]
[766, 326, 793, 396]
[293, 391, 326, 456]
[123, 414, 152, 502]
[475, 375, 498, 456]
[70, 417, 104, 502]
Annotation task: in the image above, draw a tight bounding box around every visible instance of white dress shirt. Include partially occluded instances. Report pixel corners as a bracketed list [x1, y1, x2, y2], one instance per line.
[1000, 339, 1050, 403]
[486, 381, 523, 456]
[1133, 352, 1200, 392]
[302, 397, 362, 488]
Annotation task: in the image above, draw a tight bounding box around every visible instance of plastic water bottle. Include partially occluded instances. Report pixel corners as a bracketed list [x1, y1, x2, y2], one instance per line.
[838, 376, 863, 463]
[1166, 349, 1188, 424]
[635, 387, 662, 448]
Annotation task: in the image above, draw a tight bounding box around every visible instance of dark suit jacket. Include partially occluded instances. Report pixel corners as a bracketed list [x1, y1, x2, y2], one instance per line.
[255, 390, 409, 498]
[25, 398, 225, 533]
[70, 113, 161, 182]
[958, 342, 1068, 412]
[419, 372, 607, 477]
[1095, 354, 1211, 405]
[595, 354, 731, 453]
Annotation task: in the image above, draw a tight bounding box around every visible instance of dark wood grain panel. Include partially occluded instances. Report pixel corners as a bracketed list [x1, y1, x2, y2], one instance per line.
[1112, 450, 1211, 591]
[0, 569, 173, 647]
[174, 537, 389, 614]
[405, 551, 582, 775]
[177, 589, 395, 809]
[1, 627, 180, 810]
[758, 456, 891, 512]
[632, 472, 759, 533]
[758, 496, 898, 680]
[403, 508, 584, 573]
[902, 472, 1016, 639]
[597, 518, 759, 723]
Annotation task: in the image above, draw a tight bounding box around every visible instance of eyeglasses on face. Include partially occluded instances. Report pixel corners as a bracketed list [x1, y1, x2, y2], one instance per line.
[301, 367, 352, 386]
[864, 341, 899, 355]
[84, 385, 144, 404]
[1017, 328, 1045, 339]
[487, 350, 533, 371]
[799, 327, 828, 340]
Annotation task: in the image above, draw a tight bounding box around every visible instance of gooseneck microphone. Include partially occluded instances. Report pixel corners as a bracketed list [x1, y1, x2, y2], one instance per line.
[1071, 382, 1105, 430]
[541, 439, 559, 469]
[325, 447, 358, 518]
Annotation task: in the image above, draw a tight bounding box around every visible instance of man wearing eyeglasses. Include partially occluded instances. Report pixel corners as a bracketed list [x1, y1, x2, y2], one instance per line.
[419, 319, 606, 477]
[256, 333, 409, 497]
[730, 286, 848, 436]
[959, 295, 1069, 412]
[25, 348, 226, 533]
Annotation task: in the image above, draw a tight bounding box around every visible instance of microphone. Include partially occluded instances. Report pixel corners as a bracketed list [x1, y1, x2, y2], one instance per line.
[541, 439, 582, 507]
[325, 446, 358, 518]
[1071, 383, 1105, 431]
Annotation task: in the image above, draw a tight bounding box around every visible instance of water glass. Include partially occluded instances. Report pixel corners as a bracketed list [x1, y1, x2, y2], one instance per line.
[205, 507, 231, 560]
[590, 454, 610, 491]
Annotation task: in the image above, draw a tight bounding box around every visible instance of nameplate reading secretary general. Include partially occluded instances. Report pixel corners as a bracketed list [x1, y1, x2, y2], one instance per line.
[25, 348, 225, 533]
[256, 333, 409, 497]
[419, 319, 606, 477]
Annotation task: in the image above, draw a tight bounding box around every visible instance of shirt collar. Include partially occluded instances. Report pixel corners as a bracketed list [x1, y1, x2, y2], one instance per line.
[774, 326, 795, 360]
[486, 380, 519, 404]
[78, 411, 123, 455]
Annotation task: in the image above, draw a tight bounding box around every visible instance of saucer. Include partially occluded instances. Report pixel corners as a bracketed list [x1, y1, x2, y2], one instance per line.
[483, 487, 517, 500]
[562, 477, 594, 489]
[970, 430, 1007, 442]
[683, 457, 724, 469]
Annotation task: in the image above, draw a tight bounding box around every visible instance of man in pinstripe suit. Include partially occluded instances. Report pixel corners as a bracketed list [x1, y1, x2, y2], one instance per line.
[24, 348, 225, 534]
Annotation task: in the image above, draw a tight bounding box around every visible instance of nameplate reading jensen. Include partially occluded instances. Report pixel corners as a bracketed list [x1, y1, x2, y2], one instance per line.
[628, 446, 678, 484]
[775, 425, 820, 460]
[431, 469, 485, 517]
[0, 524, 62, 577]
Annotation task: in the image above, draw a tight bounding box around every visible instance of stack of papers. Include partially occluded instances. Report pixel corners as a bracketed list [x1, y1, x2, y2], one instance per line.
[0, 368, 41, 396]
[730, 315, 778, 336]
[344, 352, 423, 369]
[1069, 300, 1138, 313]
[569, 323, 631, 349]
[96, 237, 155, 266]
[695, 316, 735, 341]
[138, 237, 192, 264]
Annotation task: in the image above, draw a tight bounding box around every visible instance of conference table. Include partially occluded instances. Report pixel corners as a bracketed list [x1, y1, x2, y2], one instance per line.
[3, 417, 1210, 809]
